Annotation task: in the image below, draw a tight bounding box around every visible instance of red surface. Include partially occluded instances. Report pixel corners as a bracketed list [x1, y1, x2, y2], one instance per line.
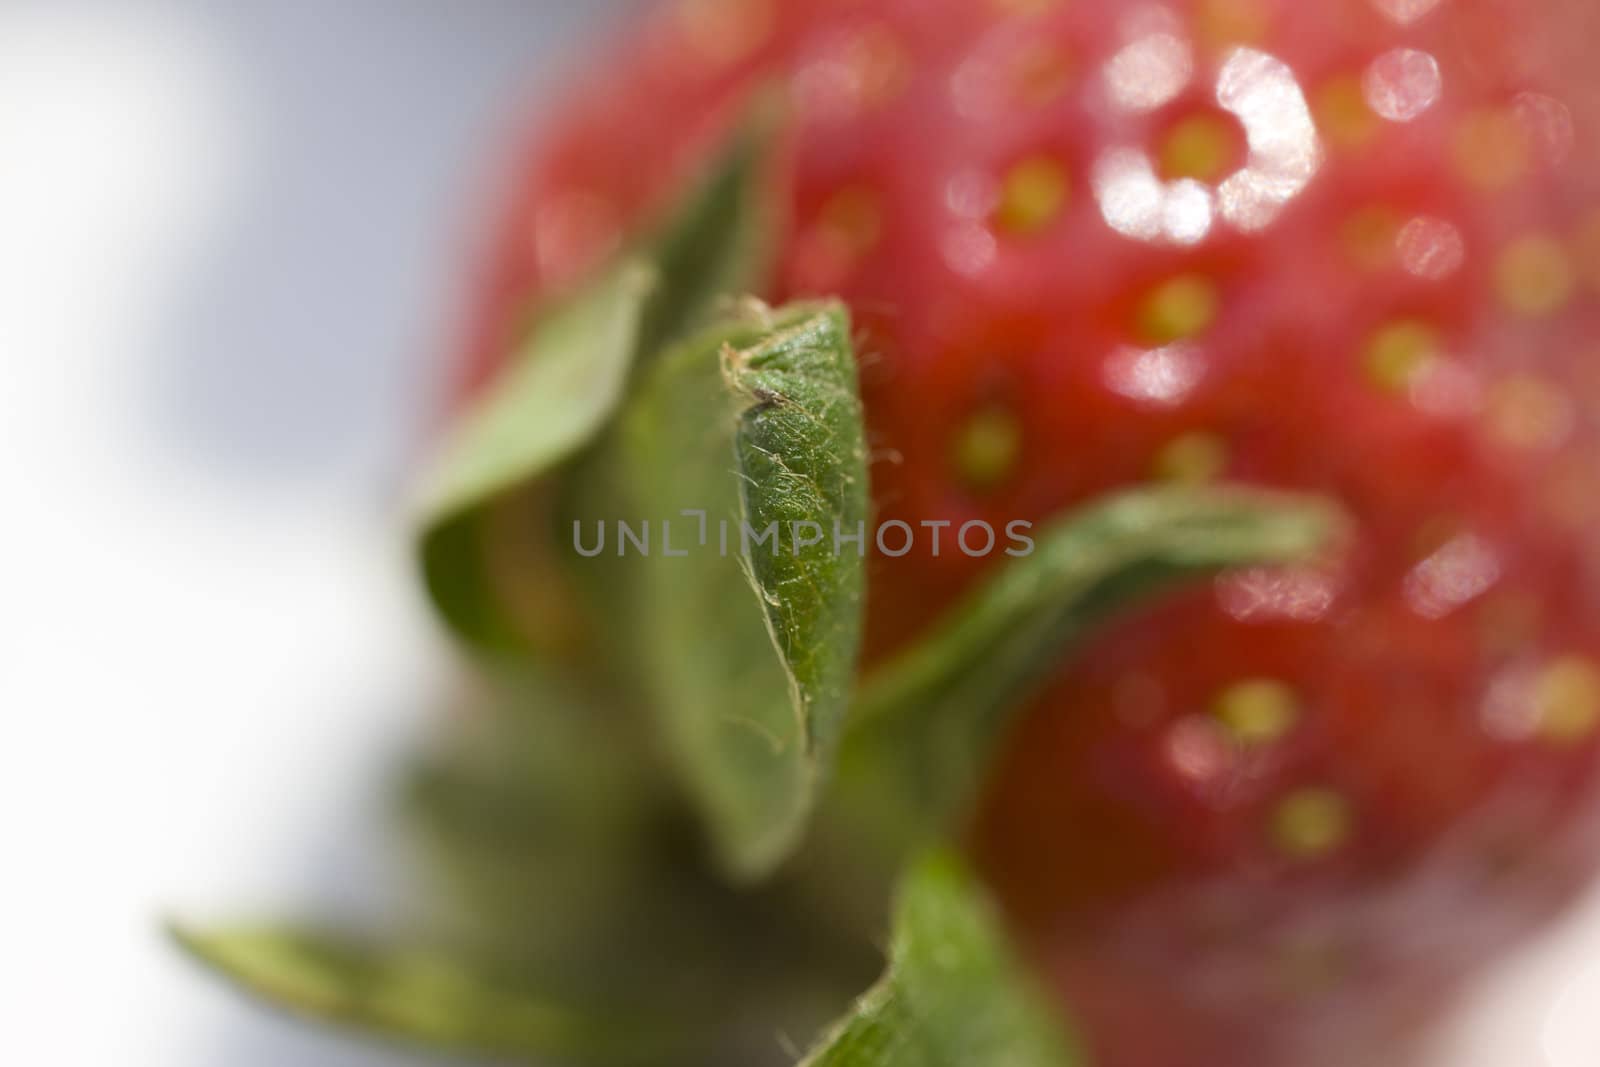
[460, 2, 1600, 1063]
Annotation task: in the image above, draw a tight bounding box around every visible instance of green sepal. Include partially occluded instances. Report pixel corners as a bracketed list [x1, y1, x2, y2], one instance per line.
[844, 486, 1344, 838]
[399, 668, 673, 977]
[619, 302, 869, 881]
[417, 103, 780, 654]
[171, 923, 688, 1065]
[800, 851, 1082, 1067]
[174, 667, 876, 1067]
[397, 667, 883, 1064]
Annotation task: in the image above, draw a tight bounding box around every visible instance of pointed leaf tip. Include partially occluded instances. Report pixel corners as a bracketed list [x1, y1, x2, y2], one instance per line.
[846, 485, 1345, 838]
[172, 923, 677, 1065]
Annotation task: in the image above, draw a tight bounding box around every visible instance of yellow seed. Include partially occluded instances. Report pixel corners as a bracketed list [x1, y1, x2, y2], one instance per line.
[993, 157, 1070, 236]
[1485, 375, 1574, 451]
[1273, 788, 1353, 860]
[1477, 594, 1542, 657]
[1496, 234, 1575, 317]
[818, 186, 883, 254]
[1160, 114, 1240, 183]
[1364, 320, 1441, 392]
[992, 0, 1061, 13]
[1317, 75, 1379, 149]
[1010, 42, 1074, 107]
[1575, 210, 1600, 292]
[1453, 110, 1531, 191]
[848, 28, 913, 110]
[1342, 206, 1402, 271]
[1213, 679, 1300, 745]
[1196, 0, 1271, 47]
[1535, 657, 1600, 745]
[952, 405, 1023, 491]
[799, 187, 884, 286]
[677, 0, 776, 64]
[1152, 432, 1230, 485]
[1137, 275, 1221, 345]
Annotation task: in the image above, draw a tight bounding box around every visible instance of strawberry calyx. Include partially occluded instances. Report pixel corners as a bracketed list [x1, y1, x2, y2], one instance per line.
[176, 101, 1345, 1067]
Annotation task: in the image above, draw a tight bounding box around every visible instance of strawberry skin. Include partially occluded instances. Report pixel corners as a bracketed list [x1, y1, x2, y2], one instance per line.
[463, 1, 1600, 1064]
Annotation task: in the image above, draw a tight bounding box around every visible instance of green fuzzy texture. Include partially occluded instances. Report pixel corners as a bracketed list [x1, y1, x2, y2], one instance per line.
[801, 851, 1082, 1067]
[621, 302, 869, 881]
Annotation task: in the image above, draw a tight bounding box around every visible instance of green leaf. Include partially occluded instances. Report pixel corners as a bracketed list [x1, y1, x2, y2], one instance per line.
[418, 103, 781, 653]
[400, 668, 672, 974]
[393, 668, 885, 1064]
[171, 925, 680, 1066]
[846, 486, 1344, 835]
[800, 851, 1082, 1067]
[619, 301, 869, 880]
[419, 261, 659, 535]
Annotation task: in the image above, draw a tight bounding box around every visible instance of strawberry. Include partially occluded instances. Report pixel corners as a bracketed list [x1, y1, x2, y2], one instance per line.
[460, 1, 1600, 1064]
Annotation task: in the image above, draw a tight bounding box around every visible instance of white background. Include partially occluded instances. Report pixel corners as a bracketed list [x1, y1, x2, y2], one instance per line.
[0, 1, 1596, 1064]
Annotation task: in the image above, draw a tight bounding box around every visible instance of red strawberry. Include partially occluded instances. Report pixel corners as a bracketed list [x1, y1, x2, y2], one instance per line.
[461, 1, 1600, 1064]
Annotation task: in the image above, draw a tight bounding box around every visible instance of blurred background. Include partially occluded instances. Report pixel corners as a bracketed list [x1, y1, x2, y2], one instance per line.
[1, 1, 1598, 1064]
